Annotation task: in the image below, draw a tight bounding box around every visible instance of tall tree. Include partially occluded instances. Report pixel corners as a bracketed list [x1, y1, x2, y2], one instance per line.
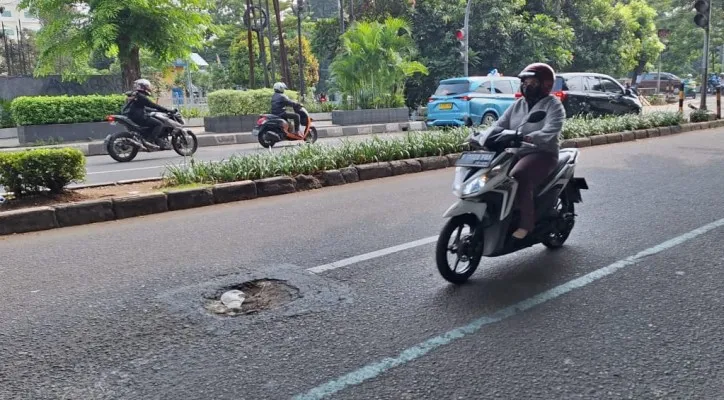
[616, 0, 664, 84]
[331, 17, 428, 108]
[20, 0, 214, 89]
[286, 35, 320, 91]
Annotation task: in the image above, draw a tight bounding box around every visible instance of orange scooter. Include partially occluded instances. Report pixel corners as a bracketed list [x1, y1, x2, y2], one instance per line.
[253, 104, 319, 148]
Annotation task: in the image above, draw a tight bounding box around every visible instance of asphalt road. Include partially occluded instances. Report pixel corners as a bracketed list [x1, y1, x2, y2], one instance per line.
[2, 128, 724, 399]
[80, 131, 411, 186]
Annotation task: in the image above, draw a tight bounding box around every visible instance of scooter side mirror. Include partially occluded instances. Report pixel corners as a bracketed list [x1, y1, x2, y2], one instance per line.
[527, 111, 547, 124]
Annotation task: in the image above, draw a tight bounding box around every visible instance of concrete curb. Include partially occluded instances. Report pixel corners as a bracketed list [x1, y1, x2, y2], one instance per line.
[0, 121, 427, 157]
[0, 121, 719, 236]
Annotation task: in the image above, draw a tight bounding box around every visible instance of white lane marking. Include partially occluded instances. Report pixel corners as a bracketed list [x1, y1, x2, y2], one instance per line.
[307, 235, 439, 274]
[294, 216, 724, 399]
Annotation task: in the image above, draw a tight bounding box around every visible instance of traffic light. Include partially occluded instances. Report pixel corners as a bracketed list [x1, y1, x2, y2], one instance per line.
[694, 0, 710, 29]
[455, 29, 466, 60]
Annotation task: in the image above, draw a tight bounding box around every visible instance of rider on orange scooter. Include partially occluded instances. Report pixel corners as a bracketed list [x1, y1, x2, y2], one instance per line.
[271, 82, 302, 135]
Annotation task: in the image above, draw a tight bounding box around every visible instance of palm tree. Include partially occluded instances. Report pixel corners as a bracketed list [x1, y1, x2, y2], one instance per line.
[330, 17, 428, 109]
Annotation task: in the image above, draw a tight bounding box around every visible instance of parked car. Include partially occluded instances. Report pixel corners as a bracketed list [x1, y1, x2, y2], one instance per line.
[549, 72, 642, 118]
[426, 76, 521, 127]
[635, 72, 683, 95]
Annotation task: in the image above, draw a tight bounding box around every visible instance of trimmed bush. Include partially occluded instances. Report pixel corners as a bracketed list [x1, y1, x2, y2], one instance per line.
[645, 94, 667, 106]
[304, 101, 339, 113]
[178, 106, 209, 119]
[0, 148, 86, 196]
[562, 112, 684, 139]
[0, 99, 15, 128]
[10, 95, 126, 126]
[207, 89, 299, 117]
[164, 111, 684, 186]
[689, 109, 713, 123]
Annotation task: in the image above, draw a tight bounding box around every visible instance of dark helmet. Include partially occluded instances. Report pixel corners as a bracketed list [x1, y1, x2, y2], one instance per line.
[518, 63, 556, 98]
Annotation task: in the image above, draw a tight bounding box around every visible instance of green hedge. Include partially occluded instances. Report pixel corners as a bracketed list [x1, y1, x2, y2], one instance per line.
[10, 95, 125, 126]
[0, 148, 86, 196]
[207, 89, 299, 117]
[689, 109, 714, 123]
[562, 112, 684, 139]
[164, 111, 684, 186]
[0, 100, 15, 128]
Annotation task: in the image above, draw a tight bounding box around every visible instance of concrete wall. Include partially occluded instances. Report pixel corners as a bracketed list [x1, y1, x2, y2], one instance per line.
[331, 108, 409, 126]
[0, 75, 124, 101]
[17, 122, 118, 145]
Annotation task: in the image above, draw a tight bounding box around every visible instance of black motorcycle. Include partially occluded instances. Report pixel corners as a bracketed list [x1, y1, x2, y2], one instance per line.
[104, 110, 199, 162]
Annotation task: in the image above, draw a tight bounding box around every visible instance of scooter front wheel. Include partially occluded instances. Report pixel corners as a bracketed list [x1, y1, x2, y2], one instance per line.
[304, 127, 318, 144]
[435, 214, 482, 284]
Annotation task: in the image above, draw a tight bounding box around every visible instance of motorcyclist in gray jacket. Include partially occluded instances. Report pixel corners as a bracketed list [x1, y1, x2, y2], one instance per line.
[471, 63, 565, 240]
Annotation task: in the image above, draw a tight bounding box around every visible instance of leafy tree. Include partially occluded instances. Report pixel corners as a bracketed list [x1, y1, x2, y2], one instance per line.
[21, 0, 214, 89]
[286, 35, 320, 91]
[102, 49, 174, 97]
[310, 17, 342, 93]
[404, 0, 465, 107]
[228, 31, 272, 88]
[616, 0, 664, 83]
[331, 17, 428, 108]
[508, 13, 574, 72]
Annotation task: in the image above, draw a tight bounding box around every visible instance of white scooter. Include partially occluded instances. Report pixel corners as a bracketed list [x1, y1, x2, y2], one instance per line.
[435, 111, 589, 284]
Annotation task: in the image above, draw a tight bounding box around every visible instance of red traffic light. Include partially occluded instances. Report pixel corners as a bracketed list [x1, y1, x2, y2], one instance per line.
[455, 29, 465, 41]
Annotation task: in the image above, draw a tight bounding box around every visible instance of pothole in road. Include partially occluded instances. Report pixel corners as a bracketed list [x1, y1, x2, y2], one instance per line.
[204, 279, 301, 317]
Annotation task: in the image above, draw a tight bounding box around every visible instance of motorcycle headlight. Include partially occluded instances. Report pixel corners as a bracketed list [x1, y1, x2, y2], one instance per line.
[461, 166, 503, 196]
[462, 176, 484, 196]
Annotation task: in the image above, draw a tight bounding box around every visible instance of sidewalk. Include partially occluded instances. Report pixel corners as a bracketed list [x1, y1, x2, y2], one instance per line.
[0, 121, 427, 157]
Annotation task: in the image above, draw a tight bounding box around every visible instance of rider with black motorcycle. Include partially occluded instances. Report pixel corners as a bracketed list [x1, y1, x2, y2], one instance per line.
[122, 79, 177, 150]
[271, 82, 302, 135]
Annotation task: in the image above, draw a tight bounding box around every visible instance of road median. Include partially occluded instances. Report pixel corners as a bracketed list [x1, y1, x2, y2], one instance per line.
[1, 114, 722, 236]
[0, 121, 426, 157]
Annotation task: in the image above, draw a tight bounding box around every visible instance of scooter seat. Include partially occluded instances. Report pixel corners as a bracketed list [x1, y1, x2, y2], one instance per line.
[536, 151, 574, 193]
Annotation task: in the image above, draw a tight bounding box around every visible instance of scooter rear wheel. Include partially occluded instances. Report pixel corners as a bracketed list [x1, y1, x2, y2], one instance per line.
[435, 214, 482, 284]
[258, 130, 276, 148]
[542, 192, 575, 249]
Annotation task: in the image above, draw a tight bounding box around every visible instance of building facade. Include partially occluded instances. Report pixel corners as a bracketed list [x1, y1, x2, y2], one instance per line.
[0, 0, 41, 39]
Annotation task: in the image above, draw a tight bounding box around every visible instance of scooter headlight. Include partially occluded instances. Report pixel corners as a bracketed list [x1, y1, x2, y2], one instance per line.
[461, 166, 503, 196]
[461, 176, 484, 196]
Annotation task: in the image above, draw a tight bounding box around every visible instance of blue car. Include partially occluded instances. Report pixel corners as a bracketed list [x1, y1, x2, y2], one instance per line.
[426, 76, 521, 128]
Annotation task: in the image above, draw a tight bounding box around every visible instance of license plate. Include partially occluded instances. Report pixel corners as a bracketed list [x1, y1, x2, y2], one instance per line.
[252, 128, 260, 136]
[455, 151, 496, 168]
[438, 103, 453, 110]
[109, 121, 117, 125]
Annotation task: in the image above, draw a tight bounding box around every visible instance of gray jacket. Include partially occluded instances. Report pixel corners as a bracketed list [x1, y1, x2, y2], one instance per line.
[474, 95, 565, 157]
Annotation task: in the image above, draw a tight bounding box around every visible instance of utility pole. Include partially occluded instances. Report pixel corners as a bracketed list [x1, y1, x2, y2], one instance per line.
[694, 0, 711, 110]
[463, 0, 472, 76]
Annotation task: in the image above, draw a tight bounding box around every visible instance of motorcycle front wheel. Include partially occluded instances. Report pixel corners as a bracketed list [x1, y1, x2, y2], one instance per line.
[172, 130, 198, 157]
[304, 127, 318, 144]
[435, 214, 482, 284]
[107, 132, 139, 163]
